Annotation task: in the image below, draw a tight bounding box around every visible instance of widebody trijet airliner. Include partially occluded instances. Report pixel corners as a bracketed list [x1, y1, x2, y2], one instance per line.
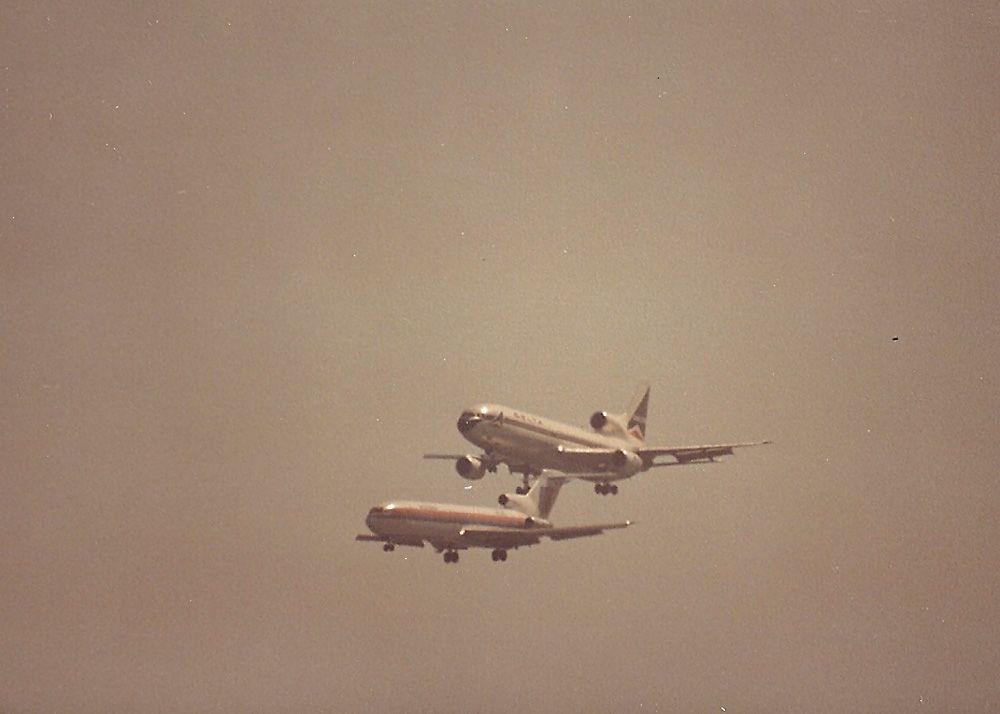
[356, 474, 632, 564]
[426, 381, 770, 495]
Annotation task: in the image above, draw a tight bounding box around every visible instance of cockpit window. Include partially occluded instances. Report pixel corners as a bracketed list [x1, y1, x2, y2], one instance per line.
[458, 410, 481, 433]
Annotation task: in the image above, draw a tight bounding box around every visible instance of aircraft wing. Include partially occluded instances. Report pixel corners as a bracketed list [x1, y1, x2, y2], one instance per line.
[554, 445, 633, 470]
[457, 526, 543, 548]
[457, 521, 633, 547]
[639, 440, 772, 465]
[355, 534, 426, 548]
[543, 521, 634, 540]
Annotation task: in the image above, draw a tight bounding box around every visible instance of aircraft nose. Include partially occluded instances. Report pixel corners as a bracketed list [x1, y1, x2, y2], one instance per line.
[457, 412, 479, 434]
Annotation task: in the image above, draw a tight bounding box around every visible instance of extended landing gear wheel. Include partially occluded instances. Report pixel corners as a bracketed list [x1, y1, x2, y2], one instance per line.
[443, 550, 459, 564]
[610, 484, 619, 495]
[515, 485, 527, 495]
[491, 548, 509, 562]
[594, 483, 619, 496]
[383, 542, 395, 552]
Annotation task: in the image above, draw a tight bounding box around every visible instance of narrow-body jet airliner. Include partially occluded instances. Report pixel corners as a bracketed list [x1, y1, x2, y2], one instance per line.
[426, 381, 770, 495]
[356, 474, 632, 563]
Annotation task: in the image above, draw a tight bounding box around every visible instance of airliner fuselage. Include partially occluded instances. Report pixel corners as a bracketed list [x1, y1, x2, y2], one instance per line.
[366, 501, 541, 546]
[458, 403, 643, 476]
[425, 382, 770, 496]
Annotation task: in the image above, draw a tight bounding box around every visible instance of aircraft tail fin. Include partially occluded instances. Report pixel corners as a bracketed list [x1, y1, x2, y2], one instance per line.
[625, 381, 650, 442]
[500, 473, 566, 520]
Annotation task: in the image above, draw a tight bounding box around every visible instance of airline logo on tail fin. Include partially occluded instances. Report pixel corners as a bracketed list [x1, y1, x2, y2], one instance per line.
[626, 381, 650, 442]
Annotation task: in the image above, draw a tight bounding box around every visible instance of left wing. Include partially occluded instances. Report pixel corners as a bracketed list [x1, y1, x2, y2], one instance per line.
[457, 521, 633, 548]
[355, 534, 426, 548]
[639, 440, 772, 465]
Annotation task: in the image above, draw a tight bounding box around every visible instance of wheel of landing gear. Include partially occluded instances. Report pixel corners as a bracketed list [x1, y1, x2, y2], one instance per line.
[499, 549, 507, 561]
[610, 484, 619, 495]
[383, 542, 394, 552]
[594, 483, 603, 495]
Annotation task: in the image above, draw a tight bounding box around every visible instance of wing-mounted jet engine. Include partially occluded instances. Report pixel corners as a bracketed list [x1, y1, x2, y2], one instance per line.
[455, 455, 488, 480]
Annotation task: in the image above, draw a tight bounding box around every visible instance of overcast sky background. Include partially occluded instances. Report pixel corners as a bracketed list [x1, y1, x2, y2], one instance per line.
[3, 3, 999, 712]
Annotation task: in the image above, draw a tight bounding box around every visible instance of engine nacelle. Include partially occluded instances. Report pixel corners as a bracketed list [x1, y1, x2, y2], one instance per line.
[456, 455, 486, 480]
[611, 448, 643, 475]
[591, 410, 629, 437]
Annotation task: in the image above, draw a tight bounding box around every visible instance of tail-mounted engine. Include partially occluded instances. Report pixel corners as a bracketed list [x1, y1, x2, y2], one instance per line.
[456, 455, 487, 480]
[497, 490, 528, 511]
[590, 410, 629, 438]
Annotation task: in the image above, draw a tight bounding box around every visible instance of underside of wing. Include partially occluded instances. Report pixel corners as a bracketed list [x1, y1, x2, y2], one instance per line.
[355, 534, 426, 548]
[640, 440, 772, 465]
[555, 445, 627, 470]
[543, 521, 634, 541]
[457, 525, 543, 548]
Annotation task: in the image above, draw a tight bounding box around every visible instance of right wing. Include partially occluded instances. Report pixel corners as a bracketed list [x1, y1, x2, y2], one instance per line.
[543, 521, 634, 541]
[639, 440, 772, 465]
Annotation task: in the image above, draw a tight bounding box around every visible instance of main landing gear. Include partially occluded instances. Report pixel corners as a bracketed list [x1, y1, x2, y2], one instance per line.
[594, 482, 619, 496]
[383, 542, 395, 552]
[512, 468, 540, 495]
[443, 550, 460, 564]
[490, 548, 508, 562]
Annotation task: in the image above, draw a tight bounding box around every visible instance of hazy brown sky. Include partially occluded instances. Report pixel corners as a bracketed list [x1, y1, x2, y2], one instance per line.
[3, 2, 999, 712]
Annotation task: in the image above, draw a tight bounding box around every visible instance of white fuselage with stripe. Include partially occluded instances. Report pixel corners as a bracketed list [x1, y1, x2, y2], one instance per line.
[366, 501, 546, 548]
[459, 404, 645, 476]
